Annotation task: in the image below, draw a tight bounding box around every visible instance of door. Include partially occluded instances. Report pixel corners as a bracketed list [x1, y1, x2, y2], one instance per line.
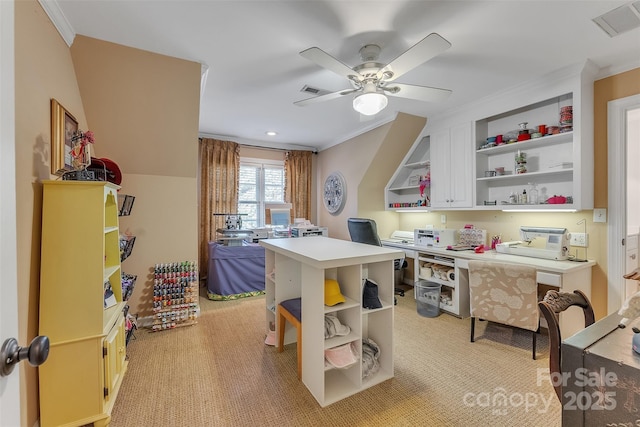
[0, 1, 22, 425]
[608, 94, 640, 314]
[429, 123, 473, 209]
[448, 122, 473, 208]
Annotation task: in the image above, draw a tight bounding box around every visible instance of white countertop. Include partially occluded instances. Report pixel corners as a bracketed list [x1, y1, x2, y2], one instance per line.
[383, 242, 595, 274]
[260, 236, 403, 269]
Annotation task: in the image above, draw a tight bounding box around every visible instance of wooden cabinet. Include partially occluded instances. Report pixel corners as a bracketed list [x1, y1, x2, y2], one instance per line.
[261, 237, 399, 407]
[430, 122, 473, 208]
[384, 135, 431, 210]
[39, 181, 128, 427]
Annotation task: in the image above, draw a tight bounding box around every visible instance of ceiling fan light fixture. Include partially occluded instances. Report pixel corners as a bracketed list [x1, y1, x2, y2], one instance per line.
[353, 92, 388, 116]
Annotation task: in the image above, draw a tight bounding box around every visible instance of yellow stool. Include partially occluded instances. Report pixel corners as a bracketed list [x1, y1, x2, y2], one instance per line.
[277, 298, 302, 379]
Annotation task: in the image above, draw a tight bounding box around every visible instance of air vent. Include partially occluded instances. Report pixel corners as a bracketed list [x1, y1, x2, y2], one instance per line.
[300, 85, 330, 96]
[593, 1, 640, 37]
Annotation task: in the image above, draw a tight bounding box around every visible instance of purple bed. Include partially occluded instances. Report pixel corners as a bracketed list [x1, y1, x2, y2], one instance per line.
[207, 241, 265, 300]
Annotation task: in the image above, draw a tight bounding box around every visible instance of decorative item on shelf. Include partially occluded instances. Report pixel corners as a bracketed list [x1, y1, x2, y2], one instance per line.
[419, 171, 430, 198]
[515, 150, 527, 174]
[408, 175, 420, 187]
[61, 130, 96, 181]
[87, 157, 122, 185]
[560, 105, 573, 125]
[103, 279, 117, 309]
[546, 195, 567, 204]
[528, 182, 539, 205]
[70, 130, 94, 169]
[516, 122, 532, 141]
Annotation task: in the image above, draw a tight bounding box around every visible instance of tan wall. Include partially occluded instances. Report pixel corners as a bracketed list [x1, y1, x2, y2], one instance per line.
[594, 68, 640, 208]
[70, 35, 201, 178]
[14, 1, 90, 424]
[316, 113, 426, 241]
[118, 174, 198, 318]
[14, 3, 201, 424]
[69, 36, 201, 321]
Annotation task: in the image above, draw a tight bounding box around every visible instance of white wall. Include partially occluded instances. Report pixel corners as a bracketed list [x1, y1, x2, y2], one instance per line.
[628, 108, 640, 234]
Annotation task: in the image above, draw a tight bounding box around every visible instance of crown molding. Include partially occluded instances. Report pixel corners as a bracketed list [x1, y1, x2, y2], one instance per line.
[38, 0, 75, 47]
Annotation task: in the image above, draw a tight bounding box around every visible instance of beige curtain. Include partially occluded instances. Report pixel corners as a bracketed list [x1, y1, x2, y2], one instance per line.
[284, 150, 312, 221]
[199, 138, 239, 277]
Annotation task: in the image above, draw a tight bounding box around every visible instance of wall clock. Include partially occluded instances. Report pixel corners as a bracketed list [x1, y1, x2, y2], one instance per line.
[323, 172, 346, 215]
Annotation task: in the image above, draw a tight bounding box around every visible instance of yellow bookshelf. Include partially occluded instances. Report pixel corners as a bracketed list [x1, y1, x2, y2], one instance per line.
[39, 181, 128, 427]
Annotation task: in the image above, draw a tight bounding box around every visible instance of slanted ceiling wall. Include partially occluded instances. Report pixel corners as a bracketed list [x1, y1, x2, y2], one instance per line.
[70, 35, 201, 319]
[316, 113, 427, 241]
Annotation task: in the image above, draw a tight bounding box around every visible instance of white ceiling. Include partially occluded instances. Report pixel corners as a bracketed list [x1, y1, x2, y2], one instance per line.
[49, 0, 640, 151]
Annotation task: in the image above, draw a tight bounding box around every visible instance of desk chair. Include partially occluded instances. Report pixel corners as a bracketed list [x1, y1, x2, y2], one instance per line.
[347, 218, 407, 297]
[538, 290, 594, 401]
[277, 298, 302, 379]
[468, 260, 539, 359]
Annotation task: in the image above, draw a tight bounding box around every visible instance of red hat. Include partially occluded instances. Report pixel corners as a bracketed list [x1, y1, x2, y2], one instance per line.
[90, 157, 122, 185]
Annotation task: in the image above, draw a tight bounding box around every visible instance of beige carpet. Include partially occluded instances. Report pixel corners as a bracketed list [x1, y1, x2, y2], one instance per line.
[110, 286, 561, 426]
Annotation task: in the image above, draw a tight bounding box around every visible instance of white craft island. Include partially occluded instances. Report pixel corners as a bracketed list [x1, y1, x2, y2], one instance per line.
[260, 237, 403, 407]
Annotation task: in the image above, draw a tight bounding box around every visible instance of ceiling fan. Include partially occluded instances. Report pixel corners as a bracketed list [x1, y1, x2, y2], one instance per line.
[295, 33, 452, 116]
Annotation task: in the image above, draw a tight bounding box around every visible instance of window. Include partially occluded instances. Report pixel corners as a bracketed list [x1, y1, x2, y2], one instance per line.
[238, 158, 285, 228]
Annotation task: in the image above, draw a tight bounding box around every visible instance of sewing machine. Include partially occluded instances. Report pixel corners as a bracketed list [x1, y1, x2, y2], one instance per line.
[496, 226, 570, 260]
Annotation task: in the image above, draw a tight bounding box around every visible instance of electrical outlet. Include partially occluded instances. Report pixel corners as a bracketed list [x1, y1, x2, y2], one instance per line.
[440, 214, 446, 224]
[570, 232, 589, 247]
[593, 208, 607, 223]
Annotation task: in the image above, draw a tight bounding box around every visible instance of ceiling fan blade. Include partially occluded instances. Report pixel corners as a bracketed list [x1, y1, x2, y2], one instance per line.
[383, 83, 452, 103]
[294, 88, 359, 107]
[300, 47, 361, 82]
[377, 33, 451, 82]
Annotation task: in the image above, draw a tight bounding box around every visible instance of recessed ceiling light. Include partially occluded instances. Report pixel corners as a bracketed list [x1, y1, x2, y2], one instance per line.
[266, 131, 277, 136]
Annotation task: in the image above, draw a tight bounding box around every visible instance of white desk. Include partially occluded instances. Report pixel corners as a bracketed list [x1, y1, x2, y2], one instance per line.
[382, 241, 595, 337]
[260, 237, 402, 407]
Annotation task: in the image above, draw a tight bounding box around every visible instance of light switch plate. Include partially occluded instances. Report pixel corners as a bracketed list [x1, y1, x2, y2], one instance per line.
[593, 208, 607, 223]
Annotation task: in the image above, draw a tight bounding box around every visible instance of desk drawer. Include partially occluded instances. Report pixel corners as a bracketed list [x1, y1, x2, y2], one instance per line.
[537, 271, 561, 287]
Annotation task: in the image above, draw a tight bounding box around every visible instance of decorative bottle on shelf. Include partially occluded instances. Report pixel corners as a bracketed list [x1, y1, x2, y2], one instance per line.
[528, 182, 539, 205]
[521, 189, 527, 204]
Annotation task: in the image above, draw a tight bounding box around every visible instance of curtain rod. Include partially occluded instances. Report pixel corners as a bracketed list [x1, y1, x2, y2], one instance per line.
[199, 133, 317, 153]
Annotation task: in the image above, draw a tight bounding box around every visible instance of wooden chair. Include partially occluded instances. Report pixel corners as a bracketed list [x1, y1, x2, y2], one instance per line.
[277, 297, 302, 379]
[468, 260, 539, 359]
[538, 290, 595, 401]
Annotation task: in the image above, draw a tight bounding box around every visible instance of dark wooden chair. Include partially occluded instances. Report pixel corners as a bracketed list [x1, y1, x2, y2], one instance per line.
[538, 289, 595, 401]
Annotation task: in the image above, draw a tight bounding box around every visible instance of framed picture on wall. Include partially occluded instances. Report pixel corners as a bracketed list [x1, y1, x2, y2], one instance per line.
[50, 98, 78, 175]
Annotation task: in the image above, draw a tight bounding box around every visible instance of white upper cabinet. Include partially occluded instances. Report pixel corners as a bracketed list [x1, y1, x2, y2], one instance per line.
[430, 122, 473, 209]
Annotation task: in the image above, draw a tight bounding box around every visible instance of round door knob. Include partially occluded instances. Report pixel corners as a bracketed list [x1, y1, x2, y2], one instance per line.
[1, 336, 50, 377]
